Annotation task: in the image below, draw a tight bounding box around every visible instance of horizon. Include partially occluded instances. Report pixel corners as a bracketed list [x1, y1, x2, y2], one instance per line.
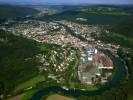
[0, 0, 133, 5]
[0, 3, 133, 6]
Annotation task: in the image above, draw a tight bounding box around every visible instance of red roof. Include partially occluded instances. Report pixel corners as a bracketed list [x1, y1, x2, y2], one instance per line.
[93, 53, 113, 67]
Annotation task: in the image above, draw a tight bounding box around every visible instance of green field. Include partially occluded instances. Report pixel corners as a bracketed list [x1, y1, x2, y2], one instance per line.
[128, 93, 133, 100]
[80, 7, 131, 15]
[14, 74, 45, 93]
[21, 89, 37, 100]
[8, 89, 37, 100]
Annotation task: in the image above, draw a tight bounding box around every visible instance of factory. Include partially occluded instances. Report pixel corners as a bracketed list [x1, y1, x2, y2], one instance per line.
[79, 46, 114, 85]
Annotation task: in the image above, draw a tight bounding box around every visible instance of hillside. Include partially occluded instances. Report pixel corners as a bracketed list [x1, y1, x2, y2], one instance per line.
[40, 7, 132, 25]
[0, 29, 78, 99]
[111, 17, 133, 37]
[0, 30, 41, 95]
[0, 5, 39, 20]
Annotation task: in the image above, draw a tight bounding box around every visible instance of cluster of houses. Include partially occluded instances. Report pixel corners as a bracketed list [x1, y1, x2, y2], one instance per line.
[3, 20, 60, 37]
[36, 47, 75, 74]
[3, 20, 90, 49]
[59, 20, 100, 38]
[39, 34, 88, 48]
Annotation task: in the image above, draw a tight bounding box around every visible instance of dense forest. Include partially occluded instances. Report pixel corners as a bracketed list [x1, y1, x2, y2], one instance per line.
[0, 30, 41, 95]
[40, 8, 132, 25]
[111, 17, 133, 37]
[0, 5, 39, 20]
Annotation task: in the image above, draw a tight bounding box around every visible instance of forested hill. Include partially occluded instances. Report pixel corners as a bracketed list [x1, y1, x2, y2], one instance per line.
[0, 30, 40, 94]
[0, 5, 39, 20]
[111, 17, 133, 38]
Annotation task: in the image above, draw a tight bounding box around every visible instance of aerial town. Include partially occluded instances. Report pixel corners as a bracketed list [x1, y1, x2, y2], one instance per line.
[0, 19, 120, 86]
[0, 3, 132, 100]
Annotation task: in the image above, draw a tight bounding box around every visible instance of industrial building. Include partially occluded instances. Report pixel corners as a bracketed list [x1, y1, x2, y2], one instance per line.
[78, 47, 114, 85]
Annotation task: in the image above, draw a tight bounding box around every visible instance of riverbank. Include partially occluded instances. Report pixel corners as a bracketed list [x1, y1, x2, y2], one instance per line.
[14, 50, 124, 100]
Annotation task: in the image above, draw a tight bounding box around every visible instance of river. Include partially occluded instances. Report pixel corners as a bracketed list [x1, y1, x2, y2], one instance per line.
[32, 49, 126, 100]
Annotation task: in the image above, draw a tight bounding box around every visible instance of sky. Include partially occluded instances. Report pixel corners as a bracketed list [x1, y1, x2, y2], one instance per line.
[0, 0, 133, 5]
